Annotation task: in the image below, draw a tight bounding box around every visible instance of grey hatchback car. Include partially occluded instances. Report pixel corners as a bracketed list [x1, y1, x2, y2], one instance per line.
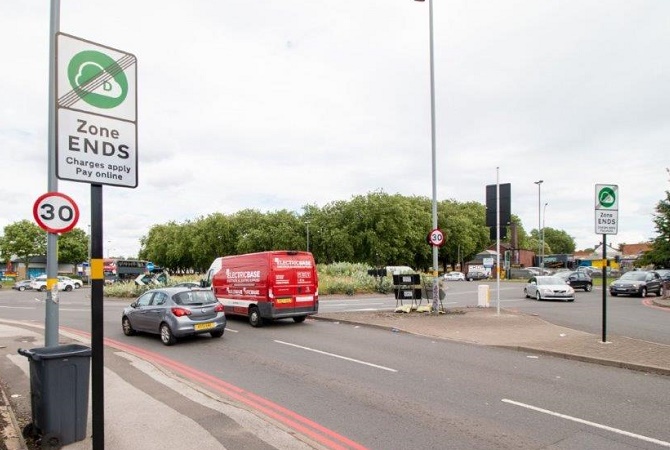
[122, 287, 226, 345]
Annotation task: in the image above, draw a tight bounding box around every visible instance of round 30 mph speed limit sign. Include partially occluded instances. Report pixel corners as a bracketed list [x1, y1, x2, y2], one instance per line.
[33, 192, 80, 234]
[428, 228, 445, 247]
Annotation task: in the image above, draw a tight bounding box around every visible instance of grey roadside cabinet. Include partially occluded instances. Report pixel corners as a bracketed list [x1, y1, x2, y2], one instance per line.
[18, 344, 91, 448]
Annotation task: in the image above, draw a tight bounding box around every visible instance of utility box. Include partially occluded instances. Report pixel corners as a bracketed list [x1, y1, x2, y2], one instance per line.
[18, 344, 91, 448]
[477, 285, 490, 307]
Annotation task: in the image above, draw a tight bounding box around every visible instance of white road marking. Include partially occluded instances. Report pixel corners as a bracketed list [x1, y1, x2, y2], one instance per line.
[502, 399, 670, 447]
[274, 340, 398, 373]
[327, 308, 381, 312]
[320, 302, 386, 307]
[0, 306, 35, 310]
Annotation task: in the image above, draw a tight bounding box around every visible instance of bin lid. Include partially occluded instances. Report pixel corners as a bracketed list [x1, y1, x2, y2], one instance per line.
[18, 344, 92, 361]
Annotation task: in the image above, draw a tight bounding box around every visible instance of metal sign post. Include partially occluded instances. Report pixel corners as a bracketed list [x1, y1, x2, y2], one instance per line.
[595, 184, 618, 343]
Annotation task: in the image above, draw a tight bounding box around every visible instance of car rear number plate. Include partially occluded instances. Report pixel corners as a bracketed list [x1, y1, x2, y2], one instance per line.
[194, 322, 215, 331]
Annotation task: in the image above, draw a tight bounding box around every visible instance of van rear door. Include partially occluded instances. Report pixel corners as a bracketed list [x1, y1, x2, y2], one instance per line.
[270, 253, 318, 315]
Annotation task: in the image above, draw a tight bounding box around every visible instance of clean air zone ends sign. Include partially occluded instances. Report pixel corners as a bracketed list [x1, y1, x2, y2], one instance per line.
[595, 184, 618, 235]
[56, 33, 138, 188]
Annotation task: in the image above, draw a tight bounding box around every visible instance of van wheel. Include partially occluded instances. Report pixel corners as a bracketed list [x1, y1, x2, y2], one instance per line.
[293, 316, 306, 323]
[249, 307, 263, 327]
[64, 285, 73, 292]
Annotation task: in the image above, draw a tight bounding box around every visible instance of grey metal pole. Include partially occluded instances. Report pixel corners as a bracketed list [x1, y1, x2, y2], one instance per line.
[428, 0, 439, 310]
[534, 180, 543, 268]
[45, 0, 60, 347]
[542, 202, 548, 268]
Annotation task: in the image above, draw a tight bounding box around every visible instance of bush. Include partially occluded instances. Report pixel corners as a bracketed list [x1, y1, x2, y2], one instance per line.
[103, 265, 401, 298]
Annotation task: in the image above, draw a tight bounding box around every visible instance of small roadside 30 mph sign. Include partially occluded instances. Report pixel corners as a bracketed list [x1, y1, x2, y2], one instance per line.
[428, 228, 445, 247]
[595, 184, 618, 235]
[33, 192, 80, 234]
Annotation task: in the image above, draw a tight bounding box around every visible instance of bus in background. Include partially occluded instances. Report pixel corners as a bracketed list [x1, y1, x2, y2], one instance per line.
[104, 259, 155, 283]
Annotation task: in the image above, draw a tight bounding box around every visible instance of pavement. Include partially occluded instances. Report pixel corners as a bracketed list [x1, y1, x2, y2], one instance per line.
[0, 295, 668, 450]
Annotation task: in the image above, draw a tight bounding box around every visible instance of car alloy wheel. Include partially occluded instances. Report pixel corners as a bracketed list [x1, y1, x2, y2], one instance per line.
[160, 323, 176, 345]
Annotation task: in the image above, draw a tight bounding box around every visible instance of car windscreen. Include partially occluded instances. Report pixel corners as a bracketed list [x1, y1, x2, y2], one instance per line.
[173, 290, 217, 306]
[620, 272, 646, 281]
[537, 277, 566, 285]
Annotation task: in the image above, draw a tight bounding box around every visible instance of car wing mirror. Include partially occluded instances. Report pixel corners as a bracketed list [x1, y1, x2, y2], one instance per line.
[130, 301, 138, 308]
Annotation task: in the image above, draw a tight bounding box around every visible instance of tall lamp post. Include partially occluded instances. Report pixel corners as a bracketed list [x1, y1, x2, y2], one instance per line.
[534, 180, 543, 267]
[542, 202, 548, 269]
[415, 0, 439, 309]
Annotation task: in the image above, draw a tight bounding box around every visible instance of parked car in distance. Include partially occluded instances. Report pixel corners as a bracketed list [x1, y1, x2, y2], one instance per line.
[576, 266, 599, 276]
[30, 275, 76, 292]
[524, 276, 575, 302]
[609, 270, 663, 297]
[526, 267, 552, 276]
[121, 287, 226, 346]
[466, 270, 489, 281]
[12, 280, 33, 292]
[443, 271, 465, 281]
[555, 271, 593, 292]
[58, 276, 83, 288]
[654, 269, 670, 282]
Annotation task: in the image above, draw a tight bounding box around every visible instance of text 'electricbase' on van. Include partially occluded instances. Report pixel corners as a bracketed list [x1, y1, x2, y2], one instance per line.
[202, 251, 319, 327]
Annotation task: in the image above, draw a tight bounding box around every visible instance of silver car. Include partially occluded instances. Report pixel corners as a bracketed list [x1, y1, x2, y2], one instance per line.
[122, 287, 226, 345]
[524, 276, 575, 302]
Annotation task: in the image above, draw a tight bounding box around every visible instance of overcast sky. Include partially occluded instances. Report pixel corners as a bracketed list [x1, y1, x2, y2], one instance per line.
[1, 1, 668, 258]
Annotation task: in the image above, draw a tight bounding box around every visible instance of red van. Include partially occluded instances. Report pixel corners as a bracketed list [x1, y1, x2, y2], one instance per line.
[202, 251, 319, 327]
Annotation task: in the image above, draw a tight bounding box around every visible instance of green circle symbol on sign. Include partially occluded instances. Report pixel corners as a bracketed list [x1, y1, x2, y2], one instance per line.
[598, 187, 616, 208]
[67, 50, 128, 109]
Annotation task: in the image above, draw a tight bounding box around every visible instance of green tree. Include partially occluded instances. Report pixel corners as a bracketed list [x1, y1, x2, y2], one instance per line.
[58, 227, 89, 264]
[639, 170, 670, 267]
[0, 220, 46, 275]
[541, 227, 576, 254]
[438, 200, 490, 271]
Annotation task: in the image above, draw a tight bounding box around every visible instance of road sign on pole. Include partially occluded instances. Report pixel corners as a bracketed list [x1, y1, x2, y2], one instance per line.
[595, 184, 618, 235]
[33, 192, 80, 234]
[56, 33, 138, 188]
[428, 228, 445, 247]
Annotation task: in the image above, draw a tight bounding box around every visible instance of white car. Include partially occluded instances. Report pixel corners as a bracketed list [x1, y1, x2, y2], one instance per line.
[30, 275, 76, 292]
[524, 276, 575, 302]
[58, 276, 83, 288]
[443, 271, 466, 281]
